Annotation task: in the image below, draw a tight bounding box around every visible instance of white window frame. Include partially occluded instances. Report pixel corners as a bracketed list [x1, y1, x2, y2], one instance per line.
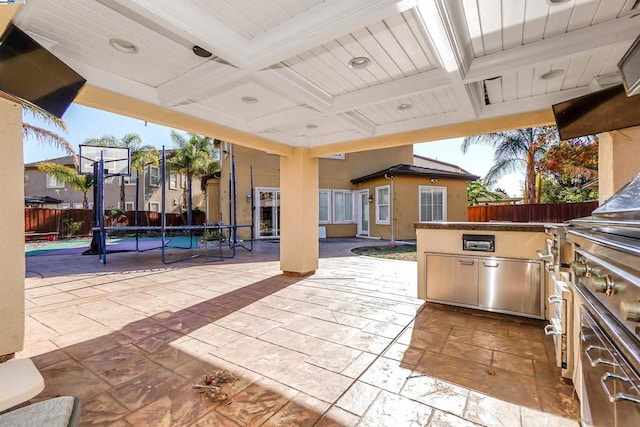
[46, 174, 64, 189]
[375, 185, 390, 225]
[125, 202, 135, 211]
[419, 186, 447, 222]
[149, 166, 160, 187]
[180, 173, 187, 188]
[318, 189, 331, 224]
[149, 202, 160, 212]
[122, 175, 135, 186]
[332, 190, 354, 224]
[169, 172, 178, 190]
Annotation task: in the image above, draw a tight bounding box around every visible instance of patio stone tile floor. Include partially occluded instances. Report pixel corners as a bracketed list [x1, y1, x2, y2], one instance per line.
[11, 239, 579, 426]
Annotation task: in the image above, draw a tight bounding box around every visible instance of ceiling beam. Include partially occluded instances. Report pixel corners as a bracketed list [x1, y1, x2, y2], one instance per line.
[331, 70, 451, 112]
[465, 15, 639, 82]
[309, 109, 554, 157]
[248, 0, 418, 70]
[75, 85, 294, 157]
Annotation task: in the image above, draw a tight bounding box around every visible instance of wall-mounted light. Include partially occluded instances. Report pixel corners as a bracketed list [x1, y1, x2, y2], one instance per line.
[246, 192, 252, 201]
[368, 194, 374, 202]
[430, 178, 438, 183]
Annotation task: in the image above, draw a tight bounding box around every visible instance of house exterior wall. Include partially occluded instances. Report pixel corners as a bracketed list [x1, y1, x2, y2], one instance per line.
[211, 144, 471, 241]
[24, 164, 197, 216]
[216, 144, 414, 239]
[598, 126, 640, 203]
[354, 176, 469, 241]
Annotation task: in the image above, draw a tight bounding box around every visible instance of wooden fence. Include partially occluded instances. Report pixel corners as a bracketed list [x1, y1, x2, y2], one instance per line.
[24, 208, 206, 237]
[467, 201, 599, 223]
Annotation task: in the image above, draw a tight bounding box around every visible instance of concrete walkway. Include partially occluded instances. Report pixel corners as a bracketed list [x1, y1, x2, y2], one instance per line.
[16, 238, 578, 426]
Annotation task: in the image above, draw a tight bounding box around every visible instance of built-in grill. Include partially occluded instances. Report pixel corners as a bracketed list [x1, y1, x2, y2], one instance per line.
[567, 173, 640, 426]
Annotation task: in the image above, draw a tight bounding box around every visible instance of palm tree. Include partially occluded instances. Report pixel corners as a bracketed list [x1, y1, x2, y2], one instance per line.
[83, 133, 159, 209]
[462, 127, 557, 204]
[166, 131, 219, 225]
[37, 162, 93, 208]
[22, 101, 76, 162]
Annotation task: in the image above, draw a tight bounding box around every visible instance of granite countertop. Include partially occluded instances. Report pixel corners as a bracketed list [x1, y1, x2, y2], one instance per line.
[414, 221, 548, 232]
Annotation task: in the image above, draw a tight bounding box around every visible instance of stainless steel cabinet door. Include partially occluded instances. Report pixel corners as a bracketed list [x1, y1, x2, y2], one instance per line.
[478, 259, 541, 316]
[426, 254, 478, 306]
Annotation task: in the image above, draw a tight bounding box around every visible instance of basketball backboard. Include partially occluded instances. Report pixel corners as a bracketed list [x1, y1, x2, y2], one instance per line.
[79, 145, 130, 176]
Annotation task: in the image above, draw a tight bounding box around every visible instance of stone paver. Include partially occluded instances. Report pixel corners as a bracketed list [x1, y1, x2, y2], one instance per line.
[11, 239, 579, 426]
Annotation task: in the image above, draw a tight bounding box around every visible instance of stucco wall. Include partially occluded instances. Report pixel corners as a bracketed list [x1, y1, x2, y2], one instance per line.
[598, 126, 640, 203]
[354, 176, 470, 241]
[217, 144, 414, 240]
[0, 97, 25, 357]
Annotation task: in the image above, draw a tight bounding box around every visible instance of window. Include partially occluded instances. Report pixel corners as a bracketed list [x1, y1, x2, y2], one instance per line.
[125, 202, 134, 211]
[419, 186, 447, 222]
[59, 203, 70, 209]
[72, 203, 84, 209]
[46, 174, 64, 189]
[149, 202, 160, 212]
[376, 185, 390, 224]
[180, 173, 187, 188]
[333, 190, 354, 223]
[149, 166, 160, 187]
[122, 175, 135, 185]
[318, 190, 331, 224]
[169, 172, 178, 190]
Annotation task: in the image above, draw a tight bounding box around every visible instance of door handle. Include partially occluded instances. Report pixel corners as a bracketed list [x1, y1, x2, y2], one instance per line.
[458, 260, 475, 266]
[544, 324, 561, 336]
[482, 262, 499, 268]
[601, 372, 640, 404]
[548, 295, 562, 304]
[585, 345, 617, 367]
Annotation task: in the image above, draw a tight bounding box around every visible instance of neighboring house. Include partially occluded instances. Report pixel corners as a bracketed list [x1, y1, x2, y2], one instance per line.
[204, 144, 478, 241]
[24, 155, 203, 214]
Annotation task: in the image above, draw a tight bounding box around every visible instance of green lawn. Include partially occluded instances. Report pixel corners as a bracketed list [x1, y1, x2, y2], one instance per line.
[352, 244, 417, 261]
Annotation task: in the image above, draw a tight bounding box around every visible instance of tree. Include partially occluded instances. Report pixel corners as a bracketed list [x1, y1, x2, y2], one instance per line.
[538, 136, 598, 203]
[467, 180, 501, 206]
[22, 101, 76, 161]
[166, 131, 219, 225]
[37, 162, 93, 208]
[83, 133, 159, 209]
[462, 127, 557, 204]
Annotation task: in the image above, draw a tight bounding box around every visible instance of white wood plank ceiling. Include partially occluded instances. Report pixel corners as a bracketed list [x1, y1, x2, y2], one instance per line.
[12, 0, 640, 147]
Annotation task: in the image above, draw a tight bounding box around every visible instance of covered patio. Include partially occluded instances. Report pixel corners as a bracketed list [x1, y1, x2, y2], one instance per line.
[18, 240, 577, 426]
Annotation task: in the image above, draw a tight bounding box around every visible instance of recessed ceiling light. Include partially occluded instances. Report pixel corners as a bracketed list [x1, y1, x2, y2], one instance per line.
[539, 69, 565, 80]
[192, 45, 212, 58]
[349, 56, 371, 69]
[305, 124, 318, 129]
[397, 103, 413, 110]
[109, 38, 138, 54]
[241, 96, 258, 104]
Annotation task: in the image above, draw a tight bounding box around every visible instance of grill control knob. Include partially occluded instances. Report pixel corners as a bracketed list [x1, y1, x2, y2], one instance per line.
[592, 277, 608, 293]
[572, 261, 588, 277]
[621, 301, 640, 322]
[592, 276, 615, 296]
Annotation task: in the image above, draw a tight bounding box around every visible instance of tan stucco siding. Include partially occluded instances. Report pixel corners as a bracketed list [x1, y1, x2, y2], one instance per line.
[598, 126, 640, 203]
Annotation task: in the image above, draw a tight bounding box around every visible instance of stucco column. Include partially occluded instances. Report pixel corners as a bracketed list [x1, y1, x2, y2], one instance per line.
[598, 126, 640, 203]
[0, 96, 25, 358]
[280, 148, 319, 275]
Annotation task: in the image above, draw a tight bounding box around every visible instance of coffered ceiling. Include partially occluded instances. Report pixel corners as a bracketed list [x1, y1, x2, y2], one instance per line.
[12, 0, 640, 148]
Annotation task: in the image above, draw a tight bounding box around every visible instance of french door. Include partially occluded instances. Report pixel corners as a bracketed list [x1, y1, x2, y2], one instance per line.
[256, 188, 280, 238]
[356, 190, 369, 236]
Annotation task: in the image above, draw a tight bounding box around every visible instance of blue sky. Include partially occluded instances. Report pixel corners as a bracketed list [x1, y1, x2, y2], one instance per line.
[23, 104, 523, 196]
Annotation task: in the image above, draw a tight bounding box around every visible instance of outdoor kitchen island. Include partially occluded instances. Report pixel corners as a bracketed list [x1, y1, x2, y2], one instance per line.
[416, 222, 550, 319]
